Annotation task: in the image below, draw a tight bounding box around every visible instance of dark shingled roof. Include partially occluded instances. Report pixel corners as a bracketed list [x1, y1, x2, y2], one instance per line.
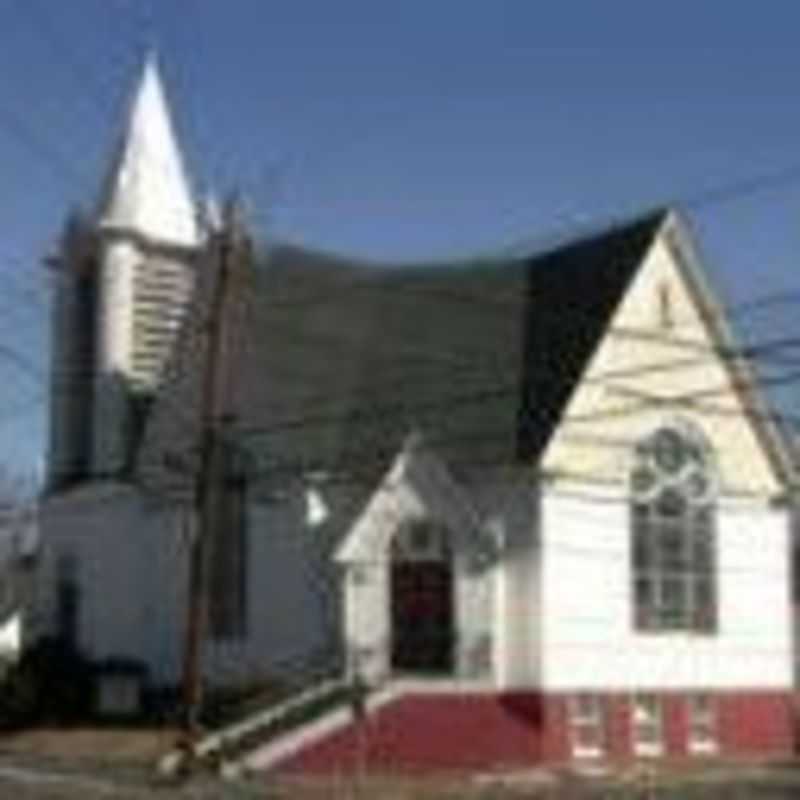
[218, 209, 667, 485]
[517, 210, 667, 460]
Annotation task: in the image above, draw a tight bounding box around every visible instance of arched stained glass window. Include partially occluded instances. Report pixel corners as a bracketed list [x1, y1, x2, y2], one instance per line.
[630, 424, 717, 633]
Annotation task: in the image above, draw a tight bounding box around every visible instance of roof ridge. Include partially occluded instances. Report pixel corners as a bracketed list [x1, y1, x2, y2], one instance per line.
[259, 207, 670, 274]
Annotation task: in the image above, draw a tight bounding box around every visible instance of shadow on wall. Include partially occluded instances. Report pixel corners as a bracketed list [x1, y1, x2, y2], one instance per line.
[499, 691, 545, 728]
[50, 369, 154, 492]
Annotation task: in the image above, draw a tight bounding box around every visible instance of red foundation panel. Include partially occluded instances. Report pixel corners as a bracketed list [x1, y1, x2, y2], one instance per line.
[273, 690, 795, 775]
[277, 692, 548, 775]
[717, 692, 794, 757]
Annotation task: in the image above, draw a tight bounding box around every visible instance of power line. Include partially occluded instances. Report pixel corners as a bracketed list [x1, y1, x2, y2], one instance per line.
[41, 240, 800, 510]
[248, 158, 800, 306]
[681, 162, 800, 212]
[234, 411, 790, 495]
[0, 105, 85, 186]
[197, 237, 800, 417]
[132, 264, 800, 501]
[16, 1, 110, 120]
[0, 342, 44, 386]
[163, 290, 800, 433]
[222, 330, 800, 441]
[16, 67, 800, 498]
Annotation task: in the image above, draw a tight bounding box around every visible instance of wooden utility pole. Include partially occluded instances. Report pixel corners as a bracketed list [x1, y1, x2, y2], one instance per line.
[180, 202, 246, 742]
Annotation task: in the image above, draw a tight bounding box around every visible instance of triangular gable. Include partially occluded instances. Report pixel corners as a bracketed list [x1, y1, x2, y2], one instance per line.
[517, 212, 666, 461]
[335, 435, 487, 563]
[665, 212, 794, 489]
[541, 211, 794, 497]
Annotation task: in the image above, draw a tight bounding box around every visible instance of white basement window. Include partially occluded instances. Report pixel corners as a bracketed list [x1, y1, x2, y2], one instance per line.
[632, 694, 664, 758]
[569, 694, 605, 758]
[688, 694, 718, 755]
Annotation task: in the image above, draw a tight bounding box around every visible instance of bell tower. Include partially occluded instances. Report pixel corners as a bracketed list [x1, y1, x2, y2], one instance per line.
[47, 55, 201, 487]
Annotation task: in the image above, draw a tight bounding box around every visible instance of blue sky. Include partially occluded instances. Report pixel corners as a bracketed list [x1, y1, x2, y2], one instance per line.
[1, 1, 800, 478]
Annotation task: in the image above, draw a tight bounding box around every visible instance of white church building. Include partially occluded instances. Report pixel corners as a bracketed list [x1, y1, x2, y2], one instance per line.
[37, 57, 798, 771]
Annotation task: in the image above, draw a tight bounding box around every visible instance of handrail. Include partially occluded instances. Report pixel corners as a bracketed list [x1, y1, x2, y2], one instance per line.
[194, 675, 348, 759]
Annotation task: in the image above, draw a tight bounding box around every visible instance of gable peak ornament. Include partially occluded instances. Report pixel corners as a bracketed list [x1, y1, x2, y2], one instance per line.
[658, 281, 674, 330]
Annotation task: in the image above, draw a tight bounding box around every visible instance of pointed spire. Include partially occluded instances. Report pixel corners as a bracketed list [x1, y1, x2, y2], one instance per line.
[97, 52, 199, 247]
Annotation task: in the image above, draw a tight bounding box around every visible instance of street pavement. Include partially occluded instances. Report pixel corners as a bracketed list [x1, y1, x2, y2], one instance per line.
[3, 756, 800, 798]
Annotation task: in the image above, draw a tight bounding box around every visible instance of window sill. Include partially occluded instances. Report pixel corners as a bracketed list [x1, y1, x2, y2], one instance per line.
[689, 740, 718, 755]
[633, 743, 664, 759]
[632, 628, 717, 638]
[572, 746, 604, 760]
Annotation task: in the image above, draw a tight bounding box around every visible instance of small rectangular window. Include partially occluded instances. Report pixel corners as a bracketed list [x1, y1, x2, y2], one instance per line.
[632, 694, 664, 757]
[55, 551, 79, 647]
[688, 694, 717, 754]
[568, 694, 605, 758]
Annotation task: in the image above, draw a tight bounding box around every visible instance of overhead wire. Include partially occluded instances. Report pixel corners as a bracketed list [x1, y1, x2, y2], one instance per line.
[7, 31, 800, 496]
[15, 0, 112, 121]
[8, 21, 799, 690]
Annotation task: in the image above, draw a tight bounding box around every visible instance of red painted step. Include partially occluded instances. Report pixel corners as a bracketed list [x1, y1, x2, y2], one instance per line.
[274, 692, 555, 775]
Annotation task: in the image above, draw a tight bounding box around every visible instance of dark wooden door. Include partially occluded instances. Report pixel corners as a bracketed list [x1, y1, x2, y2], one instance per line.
[391, 561, 454, 673]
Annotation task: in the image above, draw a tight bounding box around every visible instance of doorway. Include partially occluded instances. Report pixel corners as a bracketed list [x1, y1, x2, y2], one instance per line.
[390, 522, 454, 674]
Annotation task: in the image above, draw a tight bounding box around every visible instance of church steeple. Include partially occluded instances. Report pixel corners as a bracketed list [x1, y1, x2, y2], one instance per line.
[48, 55, 203, 486]
[98, 53, 198, 248]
